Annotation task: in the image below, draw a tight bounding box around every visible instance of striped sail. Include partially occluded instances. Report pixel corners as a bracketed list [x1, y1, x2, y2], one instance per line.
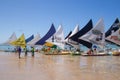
[25, 35, 34, 43]
[65, 31, 72, 39]
[35, 24, 56, 45]
[65, 25, 80, 50]
[80, 18, 105, 48]
[105, 18, 119, 37]
[70, 19, 93, 48]
[27, 33, 41, 46]
[46, 24, 65, 49]
[106, 24, 120, 46]
[105, 18, 120, 45]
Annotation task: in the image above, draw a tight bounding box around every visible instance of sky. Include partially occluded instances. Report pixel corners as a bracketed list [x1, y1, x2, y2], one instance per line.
[0, 0, 120, 43]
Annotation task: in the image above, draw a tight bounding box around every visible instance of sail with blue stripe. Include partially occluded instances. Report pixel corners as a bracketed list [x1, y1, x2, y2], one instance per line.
[25, 35, 34, 43]
[35, 24, 56, 45]
[70, 19, 93, 48]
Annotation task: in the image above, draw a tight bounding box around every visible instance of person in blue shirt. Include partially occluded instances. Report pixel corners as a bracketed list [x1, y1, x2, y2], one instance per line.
[18, 46, 21, 59]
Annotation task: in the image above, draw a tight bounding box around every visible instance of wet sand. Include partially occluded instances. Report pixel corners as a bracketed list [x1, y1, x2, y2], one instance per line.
[0, 52, 120, 80]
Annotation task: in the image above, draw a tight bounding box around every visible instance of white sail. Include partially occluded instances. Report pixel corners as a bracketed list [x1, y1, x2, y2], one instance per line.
[80, 18, 105, 48]
[70, 24, 79, 37]
[3, 32, 17, 45]
[27, 33, 41, 46]
[106, 26, 120, 45]
[65, 25, 80, 50]
[53, 24, 65, 49]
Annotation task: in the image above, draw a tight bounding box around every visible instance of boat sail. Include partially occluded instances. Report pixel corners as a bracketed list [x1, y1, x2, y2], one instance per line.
[3, 32, 17, 45]
[80, 18, 105, 48]
[106, 23, 120, 46]
[65, 31, 72, 39]
[65, 25, 80, 50]
[27, 33, 40, 46]
[45, 24, 65, 49]
[105, 18, 119, 37]
[10, 33, 26, 48]
[52, 24, 65, 49]
[105, 18, 120, 49]
[35, 24, 56, 45]
[25, 35, 34, 43]
[105, 22, 120, 56]
[70, 19, 93, 48]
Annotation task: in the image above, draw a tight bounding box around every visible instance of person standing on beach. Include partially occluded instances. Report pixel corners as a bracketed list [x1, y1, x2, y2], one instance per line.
[31, 47, 35, 57]
[18, 46, 21, 59]
[24, 46, 28, 56]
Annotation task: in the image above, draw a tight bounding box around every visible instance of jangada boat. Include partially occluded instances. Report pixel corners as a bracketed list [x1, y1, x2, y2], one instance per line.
[44, 50, 71, 55]
[81, 53, 109, 56]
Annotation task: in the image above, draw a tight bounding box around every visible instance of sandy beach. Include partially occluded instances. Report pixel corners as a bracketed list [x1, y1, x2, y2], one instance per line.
[0, 52, 120, 80]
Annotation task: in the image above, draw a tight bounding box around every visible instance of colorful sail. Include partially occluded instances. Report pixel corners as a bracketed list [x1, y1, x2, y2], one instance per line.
[70, 19, 93, 48]
[10, 33, 26, 48]
[25, 35, 34, 43]
[35, 24, 56, 45]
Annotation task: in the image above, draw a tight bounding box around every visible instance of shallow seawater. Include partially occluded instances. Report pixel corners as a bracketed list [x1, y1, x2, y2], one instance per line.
[0, 52, 120, 80]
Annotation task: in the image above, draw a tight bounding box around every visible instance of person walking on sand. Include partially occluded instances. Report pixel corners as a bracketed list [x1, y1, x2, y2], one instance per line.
[18, 46, 21, 59]
[31, 47, 35, 57]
